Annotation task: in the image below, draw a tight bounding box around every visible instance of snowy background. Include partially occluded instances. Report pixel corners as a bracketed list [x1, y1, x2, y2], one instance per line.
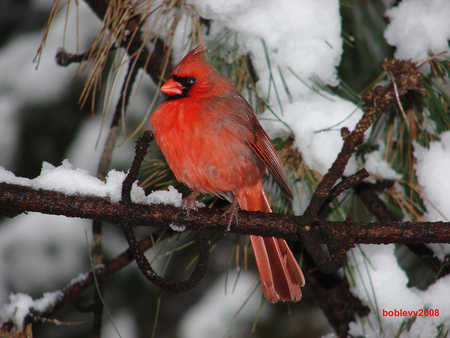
[1, 0, 450, 337]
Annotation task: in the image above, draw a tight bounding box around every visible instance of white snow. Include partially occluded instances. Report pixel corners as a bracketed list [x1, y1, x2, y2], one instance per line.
[0, 291, 63, 331]
[260, 94, 362, 176]
[32, 160, 113, 196]
[414, 132, 450, 261]
[364, 140, 402, 180]
[191, 0, 343, 100]
[0, 160, 184, 207]
[414, 132, 450, 222]
[169, 223, 187, 232]
[133, 184, 183, 207]
[385, 0, 450, 63]
[349, 245, 450, 337]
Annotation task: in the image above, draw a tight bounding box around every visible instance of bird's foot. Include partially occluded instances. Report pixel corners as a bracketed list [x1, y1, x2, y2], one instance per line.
[182, 191, 198, 220]
[222, 198, 240, 231]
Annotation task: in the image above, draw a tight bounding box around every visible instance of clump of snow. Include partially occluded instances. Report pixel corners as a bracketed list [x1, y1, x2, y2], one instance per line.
[105, 170, 128, 203]
[0, 167, 32, 186]
[414, 131, 450, 222]
[68, 272, 90, 287]
[349, 245, 450, 337]
[0, 160, 185, 207]
[134, 185, 183, 207]
[169, 223, 187, 232]
[261, 94, 363, 176]
[364, 140, 402, 180]
[0, 291, 63, 331]
[384, 0, 450, 63]
[32, 160, 111, 196]
[191, 0, 343, 100]
[190, 0, 257, 19]
[425, 243, 450, 262]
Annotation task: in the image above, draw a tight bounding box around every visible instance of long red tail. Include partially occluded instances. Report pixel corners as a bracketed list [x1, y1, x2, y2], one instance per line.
[236, 182, 305, 303]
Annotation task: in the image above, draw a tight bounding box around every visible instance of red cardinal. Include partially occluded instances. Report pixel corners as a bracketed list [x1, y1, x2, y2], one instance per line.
[151, 46, 305, 302]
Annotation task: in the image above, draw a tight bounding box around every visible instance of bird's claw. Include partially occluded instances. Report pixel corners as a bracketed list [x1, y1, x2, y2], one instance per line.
[222, 198, 240, 231]
[182, 192, 198, 220]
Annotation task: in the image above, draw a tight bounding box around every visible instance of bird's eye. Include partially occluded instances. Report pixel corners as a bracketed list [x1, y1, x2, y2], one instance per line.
[186, 77, 196, 85]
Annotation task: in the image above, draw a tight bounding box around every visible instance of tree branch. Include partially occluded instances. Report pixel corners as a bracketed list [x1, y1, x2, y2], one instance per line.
[118, 131, 209, 292]
[354, 180, 450, 279]
[298, 58, 425, 272]
[0, 182, 449, 245]
[2, 234, 164, 331]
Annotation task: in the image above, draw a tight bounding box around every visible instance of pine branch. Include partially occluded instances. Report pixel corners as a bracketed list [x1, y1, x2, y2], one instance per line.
[67, 0, 173, 83]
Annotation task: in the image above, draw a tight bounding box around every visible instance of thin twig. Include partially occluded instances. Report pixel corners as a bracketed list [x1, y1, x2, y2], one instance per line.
[17, 235, 161, 330]
[119, 132, 210, 292]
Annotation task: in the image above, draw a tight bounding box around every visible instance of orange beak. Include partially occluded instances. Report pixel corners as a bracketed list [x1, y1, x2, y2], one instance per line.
[160, 78, 183, 96]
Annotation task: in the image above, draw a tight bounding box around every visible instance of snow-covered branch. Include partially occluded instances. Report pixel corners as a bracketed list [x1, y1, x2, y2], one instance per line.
[1, 180, 450, 245]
